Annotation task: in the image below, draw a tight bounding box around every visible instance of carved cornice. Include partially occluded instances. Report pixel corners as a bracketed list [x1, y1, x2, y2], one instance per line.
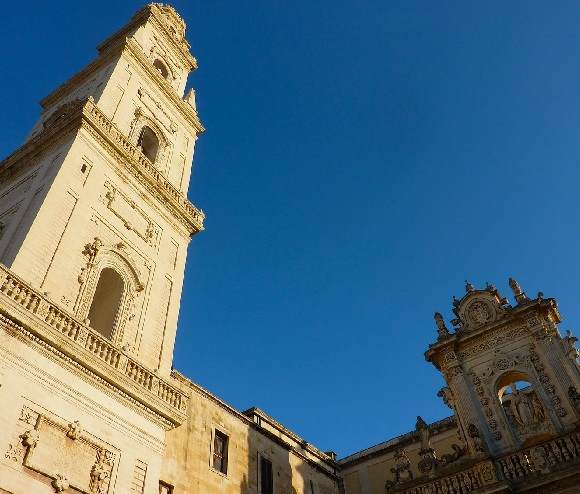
[121, 37, 204, 133]
[425, 298, 560, 370]
[0, 264, 188, 429]
[0, 97, 204, 237]
[40, 38, 204, 135]
[97, 4, 197, 71]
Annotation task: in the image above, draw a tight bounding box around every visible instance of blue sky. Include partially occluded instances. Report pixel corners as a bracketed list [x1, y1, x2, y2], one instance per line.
[2, 1, 580, 457]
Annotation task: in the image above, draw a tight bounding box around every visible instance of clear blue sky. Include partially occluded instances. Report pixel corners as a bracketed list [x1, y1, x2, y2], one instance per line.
[2, 1, 580, 457]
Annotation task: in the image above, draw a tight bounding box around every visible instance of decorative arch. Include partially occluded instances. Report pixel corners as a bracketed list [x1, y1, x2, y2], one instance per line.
[75, 238, 145, 346]
[129, 108, 170, 168]
[493, 369, 550, 444]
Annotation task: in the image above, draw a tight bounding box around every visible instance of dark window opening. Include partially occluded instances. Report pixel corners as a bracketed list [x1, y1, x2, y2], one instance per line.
[260, 456, 273, 494]
[153, 59, 169, 79]
[212, 430, 229, 474]
[159, 481, 173, 494]
[87, 267, 124, 339]
[137, 126, 160, 163]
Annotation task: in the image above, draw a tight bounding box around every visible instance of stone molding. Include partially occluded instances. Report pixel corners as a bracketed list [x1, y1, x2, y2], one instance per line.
[0, 263, 187, 429]
[0, 97, 204, 236]
[97, 3, 197, 71]
[384, 428, 580, 494]
[40, 36, 203, 135]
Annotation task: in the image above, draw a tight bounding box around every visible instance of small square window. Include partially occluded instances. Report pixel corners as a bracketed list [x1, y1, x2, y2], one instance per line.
[159, 481, 173, 494]
[212, 429, 229, 474]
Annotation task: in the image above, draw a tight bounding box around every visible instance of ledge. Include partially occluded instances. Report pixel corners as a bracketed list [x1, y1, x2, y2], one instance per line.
[0, 264, 188, 429]
[0, 97, 204, 237]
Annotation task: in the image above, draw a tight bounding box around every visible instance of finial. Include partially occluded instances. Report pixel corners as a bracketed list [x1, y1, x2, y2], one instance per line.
[452, 296, 460, 308]
[485, 281, 496, 291]
[465, 280, 475, 293]
[537, 291, 544, 301]
[434, 312, 451, 340]
[509, 277, 528, 304]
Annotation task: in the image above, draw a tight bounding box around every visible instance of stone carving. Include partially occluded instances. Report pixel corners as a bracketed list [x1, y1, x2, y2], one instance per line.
[387, 449, 413, 488]
[415, 416, 438, 475]
[530, 445, 549, 473]
[563, 330, 579, 364]
[434, 312, 451, 340]
[467, 424, 486, 453]
[89, 449, 114, 494]
[437, 387, 454, 409]
[503, 386, 547, 438]
[416, 416, 432, 451]
[66, 420, 82, 440]
[21, 409, 117, 493]
[439, 443, 467, 465]
[102, 182, 160, 247]
[52, 473, 69, 492]
[20, 428, 40, 450]
[529, 346, 567, 417]
[468, 301, 491, 325]
[465, 281, 475, 293]
[78, 237, 103, 285]
[470, 372, 502, 441]
[568, 386, 580, 411]
[508, 277, 528, 304]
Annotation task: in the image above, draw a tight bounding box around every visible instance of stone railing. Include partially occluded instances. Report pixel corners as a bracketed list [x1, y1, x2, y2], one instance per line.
[81, 97, 205, 233]
[0, 265, 187, 425]
[497, 430, 580, 481]
[387, 430, 580, 494]
[388, 461, 496, 494]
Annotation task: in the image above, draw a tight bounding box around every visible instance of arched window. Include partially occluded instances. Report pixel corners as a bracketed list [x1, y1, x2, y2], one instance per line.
[137, 126, 160, 163]
[87, 268, 124, 340]
[153, 59, 169, 79]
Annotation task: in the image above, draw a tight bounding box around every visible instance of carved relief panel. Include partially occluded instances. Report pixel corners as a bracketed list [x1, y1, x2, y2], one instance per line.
[101, 181, 161, 248]
[4, 403, 118, 493]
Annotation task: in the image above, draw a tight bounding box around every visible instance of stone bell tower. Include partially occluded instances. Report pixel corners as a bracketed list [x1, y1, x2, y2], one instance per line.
[426, 280, 580, 457]
[0, 3, 204, 375]
[0, 6, 203, 492]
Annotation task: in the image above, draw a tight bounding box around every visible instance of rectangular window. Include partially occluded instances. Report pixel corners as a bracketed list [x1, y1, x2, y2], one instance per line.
[260, 456, 273, 494]
[212, 429, 229, 474]
[159, 481, 173, 494]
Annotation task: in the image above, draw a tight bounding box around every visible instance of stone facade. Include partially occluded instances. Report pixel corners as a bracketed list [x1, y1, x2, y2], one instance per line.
[340, 281, 580, 493]
[0, 4, 579, 494]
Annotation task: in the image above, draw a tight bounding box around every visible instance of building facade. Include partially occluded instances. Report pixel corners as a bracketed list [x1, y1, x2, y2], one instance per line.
[0, 4, 579, 494]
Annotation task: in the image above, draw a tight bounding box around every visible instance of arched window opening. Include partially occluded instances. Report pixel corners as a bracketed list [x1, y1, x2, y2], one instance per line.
[153, 59, 169, 79]
[87, 268, 124, 340]
[497, 373, 547, 438]
[137, 126, 160, 163]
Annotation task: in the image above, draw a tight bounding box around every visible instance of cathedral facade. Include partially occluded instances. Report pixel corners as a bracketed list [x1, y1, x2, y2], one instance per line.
[0, 4, 578, 494]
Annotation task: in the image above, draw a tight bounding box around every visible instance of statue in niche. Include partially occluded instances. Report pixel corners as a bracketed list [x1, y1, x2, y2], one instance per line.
[503, 385, 547, 437]
[509, 387, 535, 428]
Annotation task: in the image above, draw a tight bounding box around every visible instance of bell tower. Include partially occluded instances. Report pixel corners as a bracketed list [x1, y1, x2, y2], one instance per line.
[0, 3, 204, 375]
[426, 280, 580, 457]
